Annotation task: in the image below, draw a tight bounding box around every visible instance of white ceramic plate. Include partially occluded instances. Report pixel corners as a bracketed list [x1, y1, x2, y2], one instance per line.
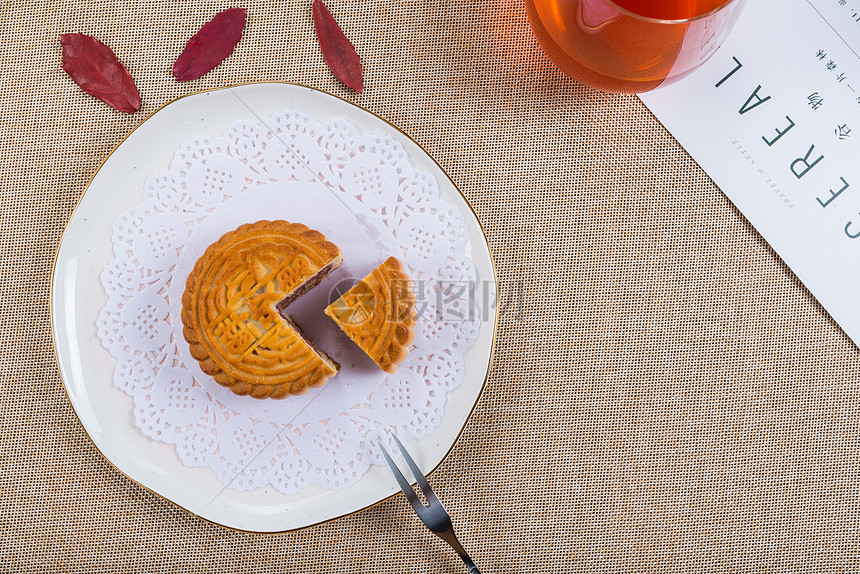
[51, 83, 497, 533]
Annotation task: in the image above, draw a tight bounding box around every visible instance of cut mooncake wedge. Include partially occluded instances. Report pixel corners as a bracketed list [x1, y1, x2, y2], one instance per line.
[325, 256, 416, 373]
[181, 220, 342, 399]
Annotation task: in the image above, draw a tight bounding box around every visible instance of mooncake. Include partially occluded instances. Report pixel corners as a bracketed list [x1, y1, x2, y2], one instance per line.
[181, 220, 342, 399]
[324, 256, 416, 373]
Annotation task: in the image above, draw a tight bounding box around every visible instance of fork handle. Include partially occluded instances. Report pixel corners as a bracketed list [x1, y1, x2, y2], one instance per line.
[461, 557, 481, 574]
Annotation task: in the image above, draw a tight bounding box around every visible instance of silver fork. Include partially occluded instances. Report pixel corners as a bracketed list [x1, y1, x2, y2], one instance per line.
[377, 435, 482, 574]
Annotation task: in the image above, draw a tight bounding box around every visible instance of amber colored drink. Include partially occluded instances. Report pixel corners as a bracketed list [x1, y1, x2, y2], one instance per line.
[526, 0, 746, 93]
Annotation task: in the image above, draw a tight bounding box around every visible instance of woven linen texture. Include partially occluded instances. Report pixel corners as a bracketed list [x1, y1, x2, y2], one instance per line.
[1, 0, 858, 572]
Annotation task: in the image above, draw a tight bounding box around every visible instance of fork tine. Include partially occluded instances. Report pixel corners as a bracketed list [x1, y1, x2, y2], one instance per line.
[377, 440, 425, 514]
[390, 434, 435, 499]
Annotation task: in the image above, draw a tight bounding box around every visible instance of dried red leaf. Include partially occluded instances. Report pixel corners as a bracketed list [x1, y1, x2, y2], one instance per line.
[312, 0, 363, 93]
[60, 33, 141, 114]
[173, 8, 247, 82]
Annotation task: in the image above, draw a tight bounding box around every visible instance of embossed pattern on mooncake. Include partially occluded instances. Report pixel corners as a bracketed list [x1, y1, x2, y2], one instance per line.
[181, 220, 342, 399]
[325, 257, 416, 374]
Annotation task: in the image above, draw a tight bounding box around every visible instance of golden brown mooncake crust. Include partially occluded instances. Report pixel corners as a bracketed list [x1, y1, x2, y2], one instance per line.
[324, 256, 416, 374]
[181, 220, 342, 399]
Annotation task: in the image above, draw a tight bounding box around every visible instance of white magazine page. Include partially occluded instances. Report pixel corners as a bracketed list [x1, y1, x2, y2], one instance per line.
[640, 0, 860, 345]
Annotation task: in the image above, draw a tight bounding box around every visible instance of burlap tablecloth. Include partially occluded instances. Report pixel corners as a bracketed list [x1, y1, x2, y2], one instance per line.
[2, 1, 858, 572]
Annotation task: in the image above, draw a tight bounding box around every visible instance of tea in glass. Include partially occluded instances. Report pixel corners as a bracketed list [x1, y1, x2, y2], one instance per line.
[526, 0, 746, 93]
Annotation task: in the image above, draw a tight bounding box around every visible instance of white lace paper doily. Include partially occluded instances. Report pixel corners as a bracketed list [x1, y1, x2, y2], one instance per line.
[96, 109, 480, 494]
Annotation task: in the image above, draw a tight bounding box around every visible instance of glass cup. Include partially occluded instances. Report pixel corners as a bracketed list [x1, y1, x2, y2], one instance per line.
[525, 0, 747, 94]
